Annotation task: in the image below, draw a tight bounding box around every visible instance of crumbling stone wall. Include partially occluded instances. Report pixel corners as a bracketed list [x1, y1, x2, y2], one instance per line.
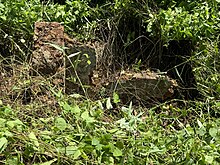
[32, 22, 64, 75]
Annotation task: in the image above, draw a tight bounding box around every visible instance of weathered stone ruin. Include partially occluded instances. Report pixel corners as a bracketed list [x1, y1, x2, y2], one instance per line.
[31, 22, 181, 104]
[32, 22, 64, 75]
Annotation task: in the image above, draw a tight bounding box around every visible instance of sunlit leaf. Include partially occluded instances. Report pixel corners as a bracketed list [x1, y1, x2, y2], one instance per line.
[205, 155, 214, 164]
[81, 111, 94, 123]
[6, 119, 23, 129]
[92, 138, 100, 146]
[0, 118, 6, 127]
[216, 102, 220, 107]
[66, 146, 78, 155]
[106, 97, 113, 109]
[0, 137, 7, 153]
[55, 117, 67, 131]
[113, 92, 120, 104]
[209, 127, 218, 138]
[81, 111, 89, 120]
[72, 105, 81, 114]
[29, 132, 39, 148]
[73, 150, 81, 160]
[113, 147, 122, 157]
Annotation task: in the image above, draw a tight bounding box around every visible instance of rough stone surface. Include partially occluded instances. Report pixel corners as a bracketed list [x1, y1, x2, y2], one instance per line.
[32, 22, 64, 75]
[90, 70, 178, 102]
[64, 35, 97, 94]
[31, 21, 178, 103]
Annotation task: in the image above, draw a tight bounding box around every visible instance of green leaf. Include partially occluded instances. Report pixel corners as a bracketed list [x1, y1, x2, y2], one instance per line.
[73, 150, 81, 160]
[92, 138, 100, 146]
[28, 132, 39, 148]
[216, 102, 220, 107]
[6, 119, 23, 129]
[66, 146, 78, 155]
[55, 117, 67, 131]
[205, 155, 213, 164]
[209, 127, 218, 138]
[81, 111, 94, 123]
[0, 118, 6, 127]
[62, 102, 72, 112]
[0, 15, 6, 21]
[0, 3, 5, 9]
[87, 60, 91, 65]
[106, 97, 113, 109]
[113, 147, 122, 157]
[81, 111, 89, 120]
[113, 92, 120, 104]
[72, 105, 81, 114]
[0, 137, 7, 153]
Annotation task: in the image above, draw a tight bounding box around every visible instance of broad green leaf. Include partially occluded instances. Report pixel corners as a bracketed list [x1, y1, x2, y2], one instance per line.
[216, 102, 220, 107]
[0, 137, 7, 153]
[81, 111, 94, 123]
[205, 155, 213, 164]
[113, 147, 122, 157]
[62, 102, 72, 112]
[209, 127, 218, 138]
[7, 119, 23, 129]
[72, 105, 81, 114]
[0, 3, 5, 9]
[92, 138, 100, 146]
[106, 97, 113, 109]
[0, 118, 6, 127]
[55, 117, 67, 131]
[73, 150, 81, 160]
[29, 132, 39, 148]
[4, 106, 12, 114]
[95, 144, 103, 150]
[81, 111, 89, 120]
[0, 15, 6, 21]
[66, 146, 78, 155]
[113, 92, 120, 104]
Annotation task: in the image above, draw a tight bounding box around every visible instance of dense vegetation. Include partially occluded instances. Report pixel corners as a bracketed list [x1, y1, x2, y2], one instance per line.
[0, 0, 220, 164]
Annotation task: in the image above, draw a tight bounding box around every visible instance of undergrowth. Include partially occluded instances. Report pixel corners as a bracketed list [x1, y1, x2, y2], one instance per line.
[1, 97, 220, 164]
[0, 0, 220, 164]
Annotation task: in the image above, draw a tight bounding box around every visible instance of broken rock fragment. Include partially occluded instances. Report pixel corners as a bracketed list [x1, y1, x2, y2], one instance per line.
[32, 22, 64, 75]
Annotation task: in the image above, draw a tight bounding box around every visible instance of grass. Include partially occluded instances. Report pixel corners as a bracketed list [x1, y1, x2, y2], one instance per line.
[0, 84, 220, 164]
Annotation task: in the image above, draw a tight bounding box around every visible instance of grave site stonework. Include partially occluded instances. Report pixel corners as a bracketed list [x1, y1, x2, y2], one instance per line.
[31, 22, 179, 103]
